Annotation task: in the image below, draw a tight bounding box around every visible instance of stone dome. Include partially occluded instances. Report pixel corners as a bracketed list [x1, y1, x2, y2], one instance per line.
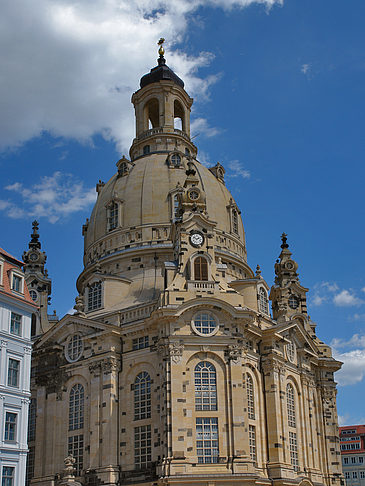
[83, 153, 246, 266]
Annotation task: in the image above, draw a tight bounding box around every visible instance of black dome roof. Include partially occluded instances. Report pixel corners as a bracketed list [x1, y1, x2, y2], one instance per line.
[140, 56, 184, 89]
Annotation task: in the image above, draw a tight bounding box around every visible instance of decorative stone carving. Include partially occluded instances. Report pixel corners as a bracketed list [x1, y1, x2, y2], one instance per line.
[157, 339, 184, 363]
[89, 360, 102, 376]
[226, 344, 243, 364]
[58, 454, 81, 485]
[102, 357, 119, 374]
[73, 295, 85, 317]
[169, 342, 184, 364]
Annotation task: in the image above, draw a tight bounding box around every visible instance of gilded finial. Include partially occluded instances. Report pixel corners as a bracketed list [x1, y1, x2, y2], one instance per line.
[158, 38, 165, 58]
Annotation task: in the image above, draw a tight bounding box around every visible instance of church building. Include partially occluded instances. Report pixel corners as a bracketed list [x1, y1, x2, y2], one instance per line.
[25, 42, 343, 486]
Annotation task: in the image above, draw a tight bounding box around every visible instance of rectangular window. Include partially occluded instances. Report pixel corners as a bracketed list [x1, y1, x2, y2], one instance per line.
[196, 418, 219, 464]
[359, 457, 364, 464]
[249, 425, 256, 462]
[12, 274, 22, 292]
[134, 425, 151, 469]
[10, 313, 21, 336]
[2, 467, 14, 486]
[289, 431, 299, 471]
[352, 457, 356, 463]
[68, 435, 83, 476]
[25, 446, 35, 486]
[344, 458, 349, 464]
[360, 471, 365, 479]
[4, 413, 17, 441]
[353, 472, 358, 479]
[345, 472, 350, 479]
[132, 336, 149, 350]
[7, 359, 20, 387]
[107, 203, 118, 231]
[28, 398, 37, 442]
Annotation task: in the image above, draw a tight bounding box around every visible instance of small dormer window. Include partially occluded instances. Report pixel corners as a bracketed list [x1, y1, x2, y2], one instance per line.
[11, 273, 23, 293]
[88, 282, 102, 311]
[258, 288, 268, 314]
[143, 145, 150, 155]
[171, 154, 181, 167]
[119, 162, 128, 175]
[107, 202, 119, 231]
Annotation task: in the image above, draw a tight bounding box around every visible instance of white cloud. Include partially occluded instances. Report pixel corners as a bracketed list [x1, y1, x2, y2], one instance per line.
[331, 334, 365, 386]
[333, 289, 364, 307]
[352, 313, 365, 321]
[190, 118, 221, 139]
[226, 160, 251, 179]
[362, 287, 365, 293]
[0, 0, 282, 153]
[0, 171, 96, 223]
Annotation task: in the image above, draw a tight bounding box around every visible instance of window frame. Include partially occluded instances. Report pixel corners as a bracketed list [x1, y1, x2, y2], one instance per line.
[193, 256, 209, 281]
[2, 466, 15, 486]
[196, 417, 219, 464]
[4, 412, 17, 442]
[87, 281, 103, 312]
[246, 374, 255, 420]
[66, 334, 83, 363]
[134, 372, 151, 421]
[7, 358, 20, 388]
[191, 312, 219, 337]
[69, 384, 85, 431]
[10, 313, 22, 336]
[134, 424, 152, 470]
[10, 270, 24, 294]
[286, 383, 296, 428]
[194, 361, 217, 411]
[258, 287, 269, 315]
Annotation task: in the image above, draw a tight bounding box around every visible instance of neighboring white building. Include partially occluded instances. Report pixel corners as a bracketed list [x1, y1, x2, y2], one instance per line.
[0, 247, 37, 486]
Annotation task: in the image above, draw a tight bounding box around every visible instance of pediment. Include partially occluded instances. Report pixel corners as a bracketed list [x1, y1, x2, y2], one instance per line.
[275, 320, 318, 355]
[35, 313, 119, 349]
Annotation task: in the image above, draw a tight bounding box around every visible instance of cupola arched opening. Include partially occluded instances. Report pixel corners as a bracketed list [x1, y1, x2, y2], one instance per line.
[174, 99, 185, 131]
[144, 98, 160, 130]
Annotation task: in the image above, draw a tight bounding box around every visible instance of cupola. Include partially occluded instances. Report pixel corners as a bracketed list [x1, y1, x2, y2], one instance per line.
[129, 39, 197, 161]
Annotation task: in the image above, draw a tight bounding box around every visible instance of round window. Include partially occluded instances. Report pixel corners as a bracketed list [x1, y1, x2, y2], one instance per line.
[192, 312, 218, 336]
[66, 334, 83, 362]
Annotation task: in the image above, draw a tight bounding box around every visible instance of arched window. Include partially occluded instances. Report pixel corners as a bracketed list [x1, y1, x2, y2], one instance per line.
[171, 153, 181, 167]
[258, 288, 268, 314]
[247, 374, 255, 420]
[195, 362, 217, 411]
[134, 372, 151, 420]
[232, 209, 238, 234]
[107, 202, 118, 231]
[69, 384, 84, 431]
[287, 383, 296, 428]
[194, 257, 208, 281]
[88, 282, 102, 311]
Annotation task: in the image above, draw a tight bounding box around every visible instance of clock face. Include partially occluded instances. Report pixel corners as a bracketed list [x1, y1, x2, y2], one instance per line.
[190, 232, 204, 247]
[29, 252, 38, 262]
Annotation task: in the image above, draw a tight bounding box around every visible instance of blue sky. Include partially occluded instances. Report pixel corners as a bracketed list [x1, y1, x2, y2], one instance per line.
[1, 0, 365, 425]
